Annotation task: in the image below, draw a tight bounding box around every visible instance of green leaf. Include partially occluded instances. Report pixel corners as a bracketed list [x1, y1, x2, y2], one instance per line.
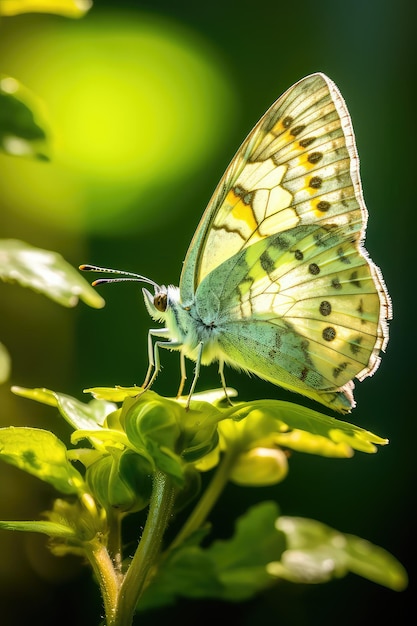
[0, 239, 105, 308]
[138, 502, 285, 610]
[0, 76, 49, 160]
[271, 516, 408, 591]
[55, 395, 115, 432]
[0, 0, 92, 18]
[0, 427, 85, 494]
[137, 548, 223, 611]
[223, 400, 388, 458]
[342, 532, 408, 591]
[12, 386, 115, 431]
[206, 501, 285, 600]
[11, 386, 61, 408]
[0, 519, 76, 539]
[85, 386, 143, 402]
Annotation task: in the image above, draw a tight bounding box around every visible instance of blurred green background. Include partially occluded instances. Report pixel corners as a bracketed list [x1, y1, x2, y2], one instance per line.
[0, 0, 414, 624]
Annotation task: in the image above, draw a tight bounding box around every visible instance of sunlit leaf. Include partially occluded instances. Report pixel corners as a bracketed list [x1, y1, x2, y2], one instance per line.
[224, 400, 388, 457]
[0, 239, 105, 308]
[12, 386, 116, 431]
[84, 386, 235, 405]
[71, 427, 130, 451]
[271, 516, 408, 591]
[0, 342, 11, 383]
[0, 0, 92, 17]
[56, 395, 115, 431]
[0, 427, 85, 494]
[12, 386, 64, 407]
[186, 388, 238, 404]
[85, 386, 143, 402]
[0, 75, 49, 160]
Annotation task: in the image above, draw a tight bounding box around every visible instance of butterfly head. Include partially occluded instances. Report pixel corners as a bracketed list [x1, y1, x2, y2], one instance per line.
[79, 263, 165, 311]
[142, 285, 168, 322]
[79, 263, 181, 325]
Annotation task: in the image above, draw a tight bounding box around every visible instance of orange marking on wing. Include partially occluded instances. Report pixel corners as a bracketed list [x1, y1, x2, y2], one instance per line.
[304, 198, 327, 218]
[229, 192, 258, 231]
[271, 120, 285, 134]
[297, 153, 318, 170]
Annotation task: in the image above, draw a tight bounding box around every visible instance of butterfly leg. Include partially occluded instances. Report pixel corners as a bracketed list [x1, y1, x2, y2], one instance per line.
[142, 328, 169, 387]
[185, 342, 204, 409]
[176, 351, 187, 398]
[142, 328, 182, 392]
[147, 339, 183, 391]
[218, 359, 233, 405]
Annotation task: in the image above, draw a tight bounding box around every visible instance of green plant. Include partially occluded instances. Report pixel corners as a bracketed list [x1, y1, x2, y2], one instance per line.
[0, 383, 408, 625]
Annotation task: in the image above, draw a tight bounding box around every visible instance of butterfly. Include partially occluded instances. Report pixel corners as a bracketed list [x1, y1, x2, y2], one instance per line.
[81, 73, 391, 413]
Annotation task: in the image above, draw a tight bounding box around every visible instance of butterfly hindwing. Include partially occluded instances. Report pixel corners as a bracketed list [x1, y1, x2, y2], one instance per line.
[195, 221, 384, 410]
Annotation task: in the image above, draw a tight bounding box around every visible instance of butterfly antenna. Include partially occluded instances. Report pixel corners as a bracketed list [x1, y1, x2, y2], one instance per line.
[79, 264, 159, 289]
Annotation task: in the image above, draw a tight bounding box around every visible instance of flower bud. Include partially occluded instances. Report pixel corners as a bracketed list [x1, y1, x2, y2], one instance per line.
[86, 450, 152, 513]
[230, 447, 288, 486]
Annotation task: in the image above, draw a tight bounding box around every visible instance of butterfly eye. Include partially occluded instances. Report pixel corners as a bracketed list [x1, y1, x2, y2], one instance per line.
[154, 293, 167, 312]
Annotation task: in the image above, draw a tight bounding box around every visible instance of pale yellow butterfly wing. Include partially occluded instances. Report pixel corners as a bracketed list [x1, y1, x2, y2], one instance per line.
[180, 72, 391, 411]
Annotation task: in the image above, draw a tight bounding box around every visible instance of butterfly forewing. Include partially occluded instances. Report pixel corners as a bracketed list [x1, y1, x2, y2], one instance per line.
[181, 73, 366, 296]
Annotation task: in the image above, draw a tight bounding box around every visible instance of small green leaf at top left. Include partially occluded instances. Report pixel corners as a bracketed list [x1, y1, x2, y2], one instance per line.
[0, 75, 50, 160]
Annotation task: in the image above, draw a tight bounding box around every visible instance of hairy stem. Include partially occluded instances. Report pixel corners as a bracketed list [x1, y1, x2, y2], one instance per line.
[114, 470, 176, 626]
[84, 540, 121, 626]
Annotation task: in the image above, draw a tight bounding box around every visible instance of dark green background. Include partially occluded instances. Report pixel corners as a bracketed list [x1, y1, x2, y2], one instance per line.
[0, 0, 414, 624]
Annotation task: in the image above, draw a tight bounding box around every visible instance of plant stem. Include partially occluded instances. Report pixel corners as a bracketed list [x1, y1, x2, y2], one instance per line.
[107, 509, 124, 576]
[114, 470, 176, 626]
[84, 540, 121, 626]
[169, 448, 238, 551]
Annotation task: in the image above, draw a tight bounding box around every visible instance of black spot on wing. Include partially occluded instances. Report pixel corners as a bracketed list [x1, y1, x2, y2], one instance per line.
[309, 263, 320, 275]
[317, 200, 330, 212]
[260, 250, 275, 274]
[309, 176, 322, 189]
[308, 152, 323, 164]
[299, 136, 316, 148]
[322, 326, 336, 341]
[319, 301, 332, 316]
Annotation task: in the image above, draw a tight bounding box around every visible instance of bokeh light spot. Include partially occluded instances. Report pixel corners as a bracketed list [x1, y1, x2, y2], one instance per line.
[0, 11, 235, 233]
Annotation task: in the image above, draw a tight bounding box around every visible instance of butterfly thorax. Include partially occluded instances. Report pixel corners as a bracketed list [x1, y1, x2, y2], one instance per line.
[143, 285, 223, 365]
